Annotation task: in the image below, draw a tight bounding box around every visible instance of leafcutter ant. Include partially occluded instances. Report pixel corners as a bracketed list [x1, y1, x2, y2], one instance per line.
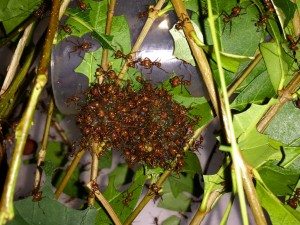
[138, 6, 154, 18]
[140, 57, 168, 74]
[286, 188, 300, 209]
[220, 6, 243, 33]
[67, 39, 93, 59]
[175, 13, 190, 31]
[255, 14, 269, 30]
[169, 75, 191, 93]
[78, 0, 87, 11]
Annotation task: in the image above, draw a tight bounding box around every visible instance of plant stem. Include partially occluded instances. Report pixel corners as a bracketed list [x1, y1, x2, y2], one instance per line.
[86, 181, 122, 225]
[0, 22, 35, 95]
[0, 46, 35, 119]
[54, 150, 85, 199]
[227, 53, 263, 97]
[195, 1, 267, 225]
[118, 0, 166, 80]
[34, 98, 54, 191]
[100, 0, 116, 83]
[257, 70, 300, 132]
[88, 151, 99, 206]
[170, 0, 230, 142]
[0, 0, 61, 223]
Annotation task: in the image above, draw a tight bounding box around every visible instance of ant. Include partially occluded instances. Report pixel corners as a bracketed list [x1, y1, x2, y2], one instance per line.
[34, 2, 49, 18]
[65, 95, 81, 105]
[169, 75, 191, 93]
[127, 58, 142, 68]
[32, 190, 43, 202]
[122, 191, 134, 206]
[221, 6, 243, 33]
[140, 57, 168, 74]
[287, 35, 300, 52]
[59, 24, 73, 35]
[68, 40, 93, 58]
[148, 183, 163, 203]
[138, 6, 154, 18]
[286, 188, 300, 209]
[78, 0, 87, 11]
[114, 50, 133, 60]
[90, 180, 99, 193]
[262, 0, 275, 14]
[255, 14, 269, 29]
[175, 13, 190, 30]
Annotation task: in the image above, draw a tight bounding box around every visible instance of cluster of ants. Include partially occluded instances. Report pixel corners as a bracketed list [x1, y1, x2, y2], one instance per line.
[76, 66, 199, 171]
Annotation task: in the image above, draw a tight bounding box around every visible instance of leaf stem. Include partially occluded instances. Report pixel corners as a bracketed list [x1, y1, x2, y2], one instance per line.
[34, 97, 54, 192]
[86, 181, 122, 225]
[227, 53, 263, 97]
[202, 1, 267, 225]
[100, 0, 116, 83]
[0, 0, 61, 222]
[257, 70, 300, 133]
[0, 22, 36, 95]
[118, 0, 166, 80]
[170, 0, 230, 142]
[88, 151, 99, 206]
[54, 150, 85, 199]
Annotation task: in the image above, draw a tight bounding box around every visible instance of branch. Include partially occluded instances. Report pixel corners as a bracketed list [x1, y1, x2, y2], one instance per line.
[0, 0, 61, 223]
[118, 0, 166, 80]
[257, 71, 300, 133]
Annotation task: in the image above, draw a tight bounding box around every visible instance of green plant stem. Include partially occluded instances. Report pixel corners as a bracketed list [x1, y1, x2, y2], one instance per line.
[100, 0, 116, 83]
[220, 193, 235, 225]
[0, 46, 35, 119]
[204, 1, 267, 225]
[34, 98, 54, 191]
[0, 0, 60, 223]
[0, 22, 35, 95]
[170, 0, 230, 142]
[88, 151, 99, 206]
[227, 53, 263, 97]
[59, 0, 72, 19]
[118, 0, 166, 80]
[257, 70, 300, 132]
[54, 150, 85, 199]
[86, 181, 122, 225]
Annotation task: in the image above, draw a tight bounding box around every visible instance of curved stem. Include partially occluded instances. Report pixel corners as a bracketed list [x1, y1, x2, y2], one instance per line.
[86, 181, 122, 225]
[54, 150, 85, 199]
[88, 151, 99, 206]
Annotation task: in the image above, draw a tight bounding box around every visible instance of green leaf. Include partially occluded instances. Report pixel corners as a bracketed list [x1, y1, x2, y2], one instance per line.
[8, 161, 97, 225]
[273, 0, 297, 30]
[256, 179, 300, 225]
[8, 197, 97, 225]
[168, 173, 195, 198]
[230, 69, 276, 111]
[233, 100, 278, 140]
[279, 147, 300, 168]
[257, 160, 300, 196]
[233, 100, 283, 168]
[265, 101, 300, 146]
[182, 152, 202, 175]
[260, 41, 291, 91]
[158, 177, 191, 212]
[161, 215, 181, 225]
[0, 0, 42, 34]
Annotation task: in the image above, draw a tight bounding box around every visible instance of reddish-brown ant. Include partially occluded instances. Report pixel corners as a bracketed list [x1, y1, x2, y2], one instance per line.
[34, 2, 49, 18]
[169, 75, 191, 93]
[262, 0, 275, 14]
[60, 24, 73, 35]
[148, 183, 163, 202]
[32, 191, 43, 202]
[140, 57, 168, 74]
[287, 35, 300, 52]
[127, 58, 142, 68]
[68, 40, 93, 58]
[114, 50, 133, 60]
[65, 95, 81, 105]
[90, 180, 99, 193]
[138, 6, 154, 18]
[122, 191, 134, 206]
[221, 6, 243, 33]
[175, 13, 190, 30]
[255, 14, 269, 29]
[286, 188, 300, 209]
[78, 0, 87, 11]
